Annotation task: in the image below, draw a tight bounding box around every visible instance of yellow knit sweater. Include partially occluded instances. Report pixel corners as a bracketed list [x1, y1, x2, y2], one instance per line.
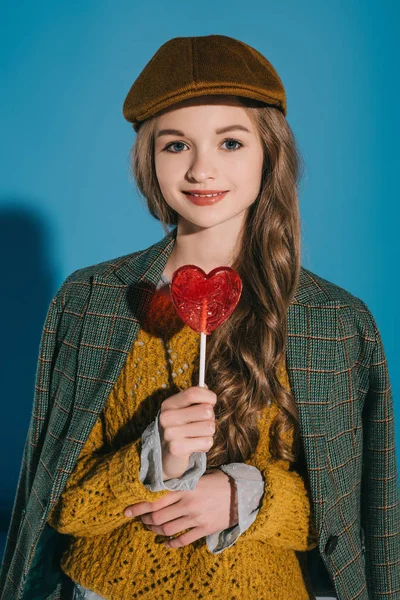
[47, 284, 319, 600]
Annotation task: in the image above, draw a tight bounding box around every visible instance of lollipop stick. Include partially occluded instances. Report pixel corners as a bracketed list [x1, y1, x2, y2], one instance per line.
[198, 298, 208, 387]
[199, 331, 206, 387]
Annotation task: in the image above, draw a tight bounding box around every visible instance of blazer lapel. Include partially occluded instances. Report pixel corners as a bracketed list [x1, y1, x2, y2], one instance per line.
[51, 227, 338, 539]
[286, 293, 339, 532]
[50, 229, 177, 504]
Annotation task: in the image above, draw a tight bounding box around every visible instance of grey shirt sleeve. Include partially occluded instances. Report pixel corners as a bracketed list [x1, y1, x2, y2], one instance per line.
[139, 409, 265, 555]
[139, 409, 207, 492]
[206, 463, 265, 554]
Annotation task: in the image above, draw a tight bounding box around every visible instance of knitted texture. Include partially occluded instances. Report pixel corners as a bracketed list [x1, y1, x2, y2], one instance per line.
[47, 286, 318, 599]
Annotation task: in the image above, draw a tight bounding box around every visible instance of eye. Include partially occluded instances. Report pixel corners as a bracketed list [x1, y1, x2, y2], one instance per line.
[221, 138, 243, 151]
[163, 141, 188, 153]
[162, 138, 244, 153]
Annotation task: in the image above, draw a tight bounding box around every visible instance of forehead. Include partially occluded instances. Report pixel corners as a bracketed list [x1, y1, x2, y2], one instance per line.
[154, 95, 250, 125]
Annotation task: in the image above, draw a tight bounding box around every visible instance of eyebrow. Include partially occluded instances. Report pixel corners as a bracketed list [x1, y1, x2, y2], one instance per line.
[156, 124, 251, 138]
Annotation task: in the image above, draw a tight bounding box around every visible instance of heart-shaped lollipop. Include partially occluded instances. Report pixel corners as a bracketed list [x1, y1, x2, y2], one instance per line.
[170, 265, 243, 335]
[169, 265, 243, 387]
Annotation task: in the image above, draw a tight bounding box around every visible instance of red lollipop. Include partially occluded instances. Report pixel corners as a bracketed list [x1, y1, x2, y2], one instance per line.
[169, 265, 243, 387]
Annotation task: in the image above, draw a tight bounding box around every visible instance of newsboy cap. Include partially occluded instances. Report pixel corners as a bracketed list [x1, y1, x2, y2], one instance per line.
[123, 34, 287, 131]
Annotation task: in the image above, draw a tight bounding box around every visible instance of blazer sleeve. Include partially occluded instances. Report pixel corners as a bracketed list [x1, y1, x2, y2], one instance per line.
[0, 276, 72, 592]
[47, 412, 172, 538]
[360, 304, 400, 597]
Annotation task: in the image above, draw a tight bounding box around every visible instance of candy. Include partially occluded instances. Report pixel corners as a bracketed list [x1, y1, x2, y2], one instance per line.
[169, 265, 243, 335]
[169, 265, 243, 387]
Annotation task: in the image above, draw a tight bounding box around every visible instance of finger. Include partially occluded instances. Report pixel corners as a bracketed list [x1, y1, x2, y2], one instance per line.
[159, 403, 214, 427]
[124, 502, 153, 518]
[124, 492, 182, 518]
[166, 435, 214, 456]
[162, 387, 217, 411]
[141, 501, 188, 527]
[162, 420, 215, 442]
[144, 516, 194, 537]
[165, 526, 206, 549]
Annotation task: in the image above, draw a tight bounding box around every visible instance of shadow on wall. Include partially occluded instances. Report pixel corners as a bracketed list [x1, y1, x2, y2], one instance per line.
[0, 201, 57, 563]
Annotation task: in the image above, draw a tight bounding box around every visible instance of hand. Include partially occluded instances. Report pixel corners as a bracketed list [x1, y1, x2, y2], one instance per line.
[124, 469, 238, 549]
[159, 385, 216, 480]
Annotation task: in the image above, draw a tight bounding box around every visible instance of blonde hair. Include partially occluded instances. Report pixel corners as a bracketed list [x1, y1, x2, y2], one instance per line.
[129, 98, 305, 468]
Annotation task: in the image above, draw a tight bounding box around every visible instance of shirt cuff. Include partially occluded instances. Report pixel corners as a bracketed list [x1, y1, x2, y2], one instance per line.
[206, 463, 265, 554]
[139, 409, 207, 492]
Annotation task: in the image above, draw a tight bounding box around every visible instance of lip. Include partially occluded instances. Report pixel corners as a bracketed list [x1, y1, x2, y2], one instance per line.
[183, 191, 228, 206]
[183, 190, 228, 194]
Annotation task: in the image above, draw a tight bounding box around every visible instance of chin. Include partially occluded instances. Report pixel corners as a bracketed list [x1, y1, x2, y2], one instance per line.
[182, 218, 232, 233]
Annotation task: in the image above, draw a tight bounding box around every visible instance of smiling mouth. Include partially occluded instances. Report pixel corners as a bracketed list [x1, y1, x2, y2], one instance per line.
[183, 191, 228, 205]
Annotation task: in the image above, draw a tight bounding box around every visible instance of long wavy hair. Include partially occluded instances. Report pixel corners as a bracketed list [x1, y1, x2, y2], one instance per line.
[128, 97, 306, 470]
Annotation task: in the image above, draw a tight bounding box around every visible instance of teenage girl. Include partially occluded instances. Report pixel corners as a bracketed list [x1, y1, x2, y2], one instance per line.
[1, 34, 398, 600]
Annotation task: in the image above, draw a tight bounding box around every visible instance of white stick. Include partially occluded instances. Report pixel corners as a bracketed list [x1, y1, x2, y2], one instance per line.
[198, 331, 206, 387]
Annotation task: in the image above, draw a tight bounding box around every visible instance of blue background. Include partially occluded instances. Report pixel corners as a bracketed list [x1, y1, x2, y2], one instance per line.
[1, 0, 399, 562]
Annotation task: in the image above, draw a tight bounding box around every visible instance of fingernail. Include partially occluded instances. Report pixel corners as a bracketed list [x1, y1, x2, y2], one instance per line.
[125, 509, 132, 517]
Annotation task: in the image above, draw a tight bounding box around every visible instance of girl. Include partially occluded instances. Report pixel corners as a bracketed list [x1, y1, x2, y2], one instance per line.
[1, 34, 399, 600]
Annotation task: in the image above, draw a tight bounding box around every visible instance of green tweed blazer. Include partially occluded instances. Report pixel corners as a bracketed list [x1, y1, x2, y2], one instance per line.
[0, 228, 399, 600]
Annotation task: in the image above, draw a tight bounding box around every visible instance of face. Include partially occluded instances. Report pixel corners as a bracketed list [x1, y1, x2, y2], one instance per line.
[153, 96, 264, 234]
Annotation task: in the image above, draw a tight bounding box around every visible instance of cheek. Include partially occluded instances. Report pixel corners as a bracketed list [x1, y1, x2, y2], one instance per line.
[235, 151, 262, 176]
[155, 159, 185, 192]
[235, 163, 262, 194]
[251, 157, 264, 194]
[154, 159, 168, 186]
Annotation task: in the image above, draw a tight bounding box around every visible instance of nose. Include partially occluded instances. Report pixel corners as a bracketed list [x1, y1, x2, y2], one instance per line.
[187, 151, 216, 181]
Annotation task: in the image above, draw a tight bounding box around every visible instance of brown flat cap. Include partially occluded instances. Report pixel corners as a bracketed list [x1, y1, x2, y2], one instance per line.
[123, 34, 287, 131]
